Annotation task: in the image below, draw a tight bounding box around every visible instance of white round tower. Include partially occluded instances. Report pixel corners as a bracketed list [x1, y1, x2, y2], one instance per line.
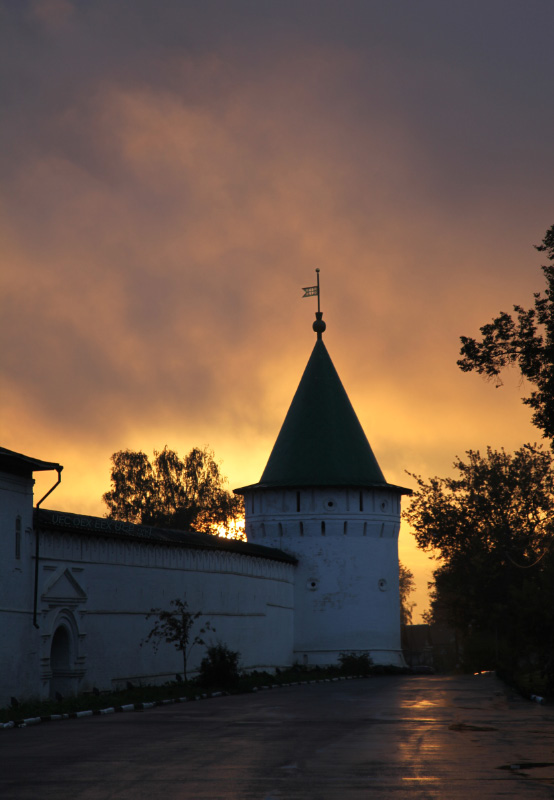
[235, 306, 411, 667]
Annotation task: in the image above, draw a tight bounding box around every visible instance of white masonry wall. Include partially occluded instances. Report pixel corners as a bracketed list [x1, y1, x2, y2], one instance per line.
[34, 523, 294, 701]
[0, 472, 39, 707]
[245, 486, 404, 667]
[0, 471, 295, 706]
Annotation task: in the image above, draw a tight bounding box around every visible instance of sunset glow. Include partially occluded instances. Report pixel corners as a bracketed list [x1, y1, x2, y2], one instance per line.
[2, 1, 553, 620]
[217, 519, 246, 541]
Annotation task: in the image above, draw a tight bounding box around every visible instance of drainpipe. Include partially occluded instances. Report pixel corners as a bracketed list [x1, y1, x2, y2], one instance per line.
[33, 467, 63, 628]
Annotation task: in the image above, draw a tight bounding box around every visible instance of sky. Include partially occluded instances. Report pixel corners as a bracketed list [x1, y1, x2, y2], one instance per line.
[2, 0, 553, 621]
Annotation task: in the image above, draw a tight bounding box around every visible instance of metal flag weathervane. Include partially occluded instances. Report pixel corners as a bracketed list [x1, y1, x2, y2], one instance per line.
[302, 268, 321, 313]
[302, 269, 326, 339]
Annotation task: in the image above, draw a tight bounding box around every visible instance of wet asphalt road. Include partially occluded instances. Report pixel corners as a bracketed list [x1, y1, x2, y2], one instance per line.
[2, 674, 554, 799]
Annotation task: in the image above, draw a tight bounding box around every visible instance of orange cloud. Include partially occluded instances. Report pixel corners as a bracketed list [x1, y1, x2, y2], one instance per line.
[2, 6, 553, 620]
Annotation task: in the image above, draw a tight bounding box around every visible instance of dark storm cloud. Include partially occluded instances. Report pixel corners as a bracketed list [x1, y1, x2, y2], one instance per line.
[1, 0, 553, 459]
[3, 0, 554, 618]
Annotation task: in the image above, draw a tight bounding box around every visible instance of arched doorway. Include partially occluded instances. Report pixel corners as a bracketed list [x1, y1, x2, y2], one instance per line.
[49, 624, 73, 699]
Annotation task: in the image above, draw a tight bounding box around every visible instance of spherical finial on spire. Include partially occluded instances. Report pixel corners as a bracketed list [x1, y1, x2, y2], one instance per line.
[313, 310, 326, 339]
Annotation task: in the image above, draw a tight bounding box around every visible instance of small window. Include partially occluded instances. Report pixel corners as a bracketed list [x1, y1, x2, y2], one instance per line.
[278, 523, 283, 537]
[299, 521, 304, 536]
[359, 491, 363, 512]
[15, 516, 21, 560]
[296, 491, 301, 512]
[321, 521, 326, 536]
[343, 521, 348, 536]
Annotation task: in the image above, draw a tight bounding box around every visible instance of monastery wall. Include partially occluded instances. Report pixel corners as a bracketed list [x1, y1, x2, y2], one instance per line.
[0, 479, 295, 706]
[0, 472, 38, 707]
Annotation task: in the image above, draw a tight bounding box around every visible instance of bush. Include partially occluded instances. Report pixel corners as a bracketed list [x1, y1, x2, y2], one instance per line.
[198, 643, 241, 690]
[338, 652, 373, 676]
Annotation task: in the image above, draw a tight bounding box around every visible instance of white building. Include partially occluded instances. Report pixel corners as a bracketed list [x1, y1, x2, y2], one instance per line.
[237, 311, 410, 666]
[0, 312, 409, 705]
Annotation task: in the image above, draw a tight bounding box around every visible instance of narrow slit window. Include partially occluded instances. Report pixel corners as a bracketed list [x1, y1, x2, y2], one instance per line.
[343, 521, 348, 536]
[15, 516, 21, 560]
[359, 491, 363, 512]
[321, 521, 326, 536]
[299, 521, 304, 536]
[296, 491, 301, 512]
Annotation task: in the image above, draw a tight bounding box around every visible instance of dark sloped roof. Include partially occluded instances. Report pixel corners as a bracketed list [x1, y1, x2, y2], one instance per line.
[236, 338, 410, 493]
[0, 447, 62, 479]
[34, 508, 297, 565]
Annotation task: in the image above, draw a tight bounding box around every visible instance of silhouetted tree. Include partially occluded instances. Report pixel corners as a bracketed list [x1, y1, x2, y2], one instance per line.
[399, 562, 416, 626]
[141, 598, 214, 681]
[405, 444, 554, 673]
[103, 446, 244, 535]
[459, 224, 554, 442]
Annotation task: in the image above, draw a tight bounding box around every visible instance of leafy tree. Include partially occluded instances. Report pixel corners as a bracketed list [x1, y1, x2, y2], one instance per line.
[141, 598, 214, 681]
[458, 224, 554, 442]
[103, 445, 244, 535]
[399, 562, 416, 626]
[404, 444, 554, 673]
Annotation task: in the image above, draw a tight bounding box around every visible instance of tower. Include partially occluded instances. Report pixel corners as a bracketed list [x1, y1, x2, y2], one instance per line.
[235, 296, 411, 667]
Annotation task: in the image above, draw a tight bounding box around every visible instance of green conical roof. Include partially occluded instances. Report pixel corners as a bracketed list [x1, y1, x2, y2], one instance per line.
[236, 335, 408, 493]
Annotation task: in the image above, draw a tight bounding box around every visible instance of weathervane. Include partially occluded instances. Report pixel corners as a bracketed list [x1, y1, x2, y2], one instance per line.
[302, 268, 326, 339]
